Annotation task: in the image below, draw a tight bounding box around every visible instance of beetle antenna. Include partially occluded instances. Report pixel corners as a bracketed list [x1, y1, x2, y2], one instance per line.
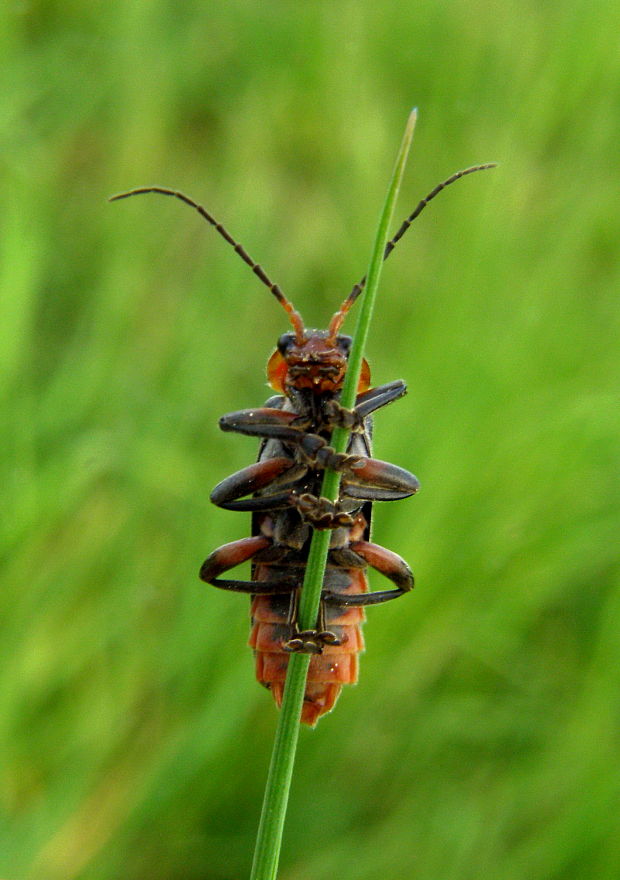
[328, 163, 496, 337]
[110, 187, 306, 343]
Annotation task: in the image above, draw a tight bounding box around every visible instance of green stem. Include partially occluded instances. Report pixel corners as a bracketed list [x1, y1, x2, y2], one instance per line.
[249, 109, 417, 880]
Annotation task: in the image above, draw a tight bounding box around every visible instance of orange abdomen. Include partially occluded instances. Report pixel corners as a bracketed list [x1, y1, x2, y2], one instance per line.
[249, 567, 368, 725]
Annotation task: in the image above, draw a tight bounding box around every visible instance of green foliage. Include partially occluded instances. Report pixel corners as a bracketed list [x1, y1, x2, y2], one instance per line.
[1, 1, 619, 878]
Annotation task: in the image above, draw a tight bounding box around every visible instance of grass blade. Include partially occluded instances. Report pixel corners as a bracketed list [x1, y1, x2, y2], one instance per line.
[250, 109, 417, 880]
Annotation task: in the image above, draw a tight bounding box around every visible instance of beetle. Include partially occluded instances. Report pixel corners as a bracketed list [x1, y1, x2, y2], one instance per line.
[111, 162, 494, 724]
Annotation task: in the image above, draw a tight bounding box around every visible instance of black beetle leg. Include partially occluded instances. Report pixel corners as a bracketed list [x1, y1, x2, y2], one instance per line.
[210, 456, 307, 512]
[324, 380, 408, 430]
[218, 407, 310, 442]
[340, 457, 420, 502]
[282, 591, 342, 654]
[323, 540, 414, 607]
[200, 536, 295, 594]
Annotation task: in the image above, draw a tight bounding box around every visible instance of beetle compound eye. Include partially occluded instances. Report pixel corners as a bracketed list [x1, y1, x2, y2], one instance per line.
[277, 333, 295, 355]
[337, 335, 353, 357]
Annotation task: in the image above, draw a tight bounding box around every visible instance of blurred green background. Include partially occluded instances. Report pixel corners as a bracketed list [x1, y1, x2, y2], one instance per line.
[2, 1, 619, 878]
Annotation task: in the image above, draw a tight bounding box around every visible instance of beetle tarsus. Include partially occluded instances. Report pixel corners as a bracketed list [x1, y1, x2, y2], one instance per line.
[283, 629, 342, 653]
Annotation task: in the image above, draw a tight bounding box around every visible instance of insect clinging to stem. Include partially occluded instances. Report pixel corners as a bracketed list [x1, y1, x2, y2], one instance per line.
[111, 160, 495, 725]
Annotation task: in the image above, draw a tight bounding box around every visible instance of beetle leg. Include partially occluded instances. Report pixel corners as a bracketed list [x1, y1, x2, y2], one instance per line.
[279, 590, 317, 652]
[322, 400, 365, 432]
[296, 433, 365, 471]
[324, 380, 407, 430]
[210, 457, 307, 512]
[291, 493, 357, 529]
[277, 585, 341, 653]
[323, 540, 414, 606]
[283, 628, 342, 653]
[200, 536, 295, 594]
[354, 380, 408, 418]
[219, 407, 309, 441]
[219, 408, 366, 474]
[341, 457, 420, 501]
[315, 598, 342, 645]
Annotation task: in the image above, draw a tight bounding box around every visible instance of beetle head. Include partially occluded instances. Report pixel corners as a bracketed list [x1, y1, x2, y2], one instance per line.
[267, 330, 370, 394]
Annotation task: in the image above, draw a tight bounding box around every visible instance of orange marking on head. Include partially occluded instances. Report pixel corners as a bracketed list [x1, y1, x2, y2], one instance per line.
[267, 349, 288, 392]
